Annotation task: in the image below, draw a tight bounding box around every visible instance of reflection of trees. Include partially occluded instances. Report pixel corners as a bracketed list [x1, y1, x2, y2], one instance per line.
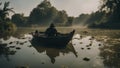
[99, 44, 120, 68]
[32, 43, 77, 64]
[0, 34, 11, 40]
[0, 43, 16, 61]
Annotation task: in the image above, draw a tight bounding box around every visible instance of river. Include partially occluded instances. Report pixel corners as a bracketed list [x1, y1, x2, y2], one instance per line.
[0, 27, 120, 68]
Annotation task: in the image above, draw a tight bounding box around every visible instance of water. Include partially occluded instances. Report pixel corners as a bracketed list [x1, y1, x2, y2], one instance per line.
[0, 27, 120, 68]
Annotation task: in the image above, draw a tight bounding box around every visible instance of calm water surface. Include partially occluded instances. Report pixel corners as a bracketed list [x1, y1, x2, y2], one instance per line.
[0, 27, 119, 68]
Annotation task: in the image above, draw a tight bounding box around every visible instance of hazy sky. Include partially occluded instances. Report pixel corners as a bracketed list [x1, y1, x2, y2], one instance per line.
[0, 0, 100, 17]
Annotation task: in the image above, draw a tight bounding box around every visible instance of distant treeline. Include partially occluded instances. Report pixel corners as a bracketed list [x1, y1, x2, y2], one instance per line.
[74, 0, 120, 29]
[10, 0, 120, 29]
[11, 0, 73, 27]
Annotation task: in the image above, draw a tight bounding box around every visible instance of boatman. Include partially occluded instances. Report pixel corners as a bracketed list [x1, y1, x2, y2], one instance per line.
[45, 23, 57, 37]
[35, 30, 39, 36]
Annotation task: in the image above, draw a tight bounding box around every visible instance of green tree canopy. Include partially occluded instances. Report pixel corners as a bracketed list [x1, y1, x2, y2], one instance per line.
[28, 0, 58, 25]
[28, 0, 71, 26]
[86, 0, 120, 29]
[11, 13, 27, 26]
[53, 10, 68, 25]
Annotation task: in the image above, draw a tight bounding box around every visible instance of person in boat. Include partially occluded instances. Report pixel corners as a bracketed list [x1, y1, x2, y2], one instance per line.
[45, 23, 57, 37]
[35, 30, 39, 36]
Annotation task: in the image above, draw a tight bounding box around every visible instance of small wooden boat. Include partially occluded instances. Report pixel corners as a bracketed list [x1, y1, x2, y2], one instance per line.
[31, 30, 75, 48]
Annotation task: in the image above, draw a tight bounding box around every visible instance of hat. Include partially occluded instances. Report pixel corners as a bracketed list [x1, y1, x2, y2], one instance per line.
[50, 23, 55, 28]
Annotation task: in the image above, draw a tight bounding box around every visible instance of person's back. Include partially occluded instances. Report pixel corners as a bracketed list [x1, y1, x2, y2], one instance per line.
[35, 30, 39, 36]
[45, 24, 57, 37]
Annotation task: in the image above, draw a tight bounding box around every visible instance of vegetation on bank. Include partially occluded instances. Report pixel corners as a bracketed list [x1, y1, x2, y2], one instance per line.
[11, 0, 120, 29]
[11, 0, 73, 27]
[74, 0, 120, 29]
[1, 0, 120, 29]
[0, 1, 17, 37]
[88, 0, 120, 29]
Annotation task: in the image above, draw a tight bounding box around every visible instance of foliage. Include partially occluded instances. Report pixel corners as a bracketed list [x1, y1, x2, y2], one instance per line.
[28, 0, 71, 26]
[0, 22, 17, 36]
[0, 1, 17, 36]
[0, 1, 14, 22]
[86, 11, 106, 26]
[88, 0, 120, 29]
[66, 17, 74, 26]
[11, 13, 27, 26]
[52, 10, 68, 25]
[28, 0, 57, 25]
[73, 13, 90, 25]
[100, 0, 120, 24]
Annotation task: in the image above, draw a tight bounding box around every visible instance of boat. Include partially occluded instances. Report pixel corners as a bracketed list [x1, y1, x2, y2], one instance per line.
[31, 30, 75, 48]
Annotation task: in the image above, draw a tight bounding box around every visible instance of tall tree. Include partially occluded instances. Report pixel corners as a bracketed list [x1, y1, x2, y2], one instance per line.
[99, 0, 120, 28]
[0, 2, 14, 22]
[28, 0, 70, 26]
[28, 0, 57, 25]
[0, 1, 16, 36]
[87, 0, 120, 29]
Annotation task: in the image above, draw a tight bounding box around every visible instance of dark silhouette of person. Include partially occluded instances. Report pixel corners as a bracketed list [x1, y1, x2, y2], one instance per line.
[45, 23, 57, 37]
[35, 30, 39, 36]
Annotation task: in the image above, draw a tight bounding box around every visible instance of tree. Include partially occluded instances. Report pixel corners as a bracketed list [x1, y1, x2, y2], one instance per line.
[87, 11, 105, 25]
[37, 0, 51, 9]
[0, 1, 16, 36]
[28, 0, 70, 26]
[95, 0, 120, 29]
[0, 2, 14, 22]
[66, 17, 74, 26]
[100, 0, 120, 20]
[73, 13, 90, 25]
[100, 0, 120, 13]
[86, 0, 120, 29]
[53, 10, 68, 25]
[11, 13, 27, 26]
[28, 0, 56, 25]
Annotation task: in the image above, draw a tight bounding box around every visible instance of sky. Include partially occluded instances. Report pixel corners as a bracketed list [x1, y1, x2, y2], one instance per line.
[0, 0, 100, 17]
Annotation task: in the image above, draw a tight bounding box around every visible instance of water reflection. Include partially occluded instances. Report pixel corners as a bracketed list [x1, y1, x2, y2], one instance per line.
[0, 29, 113, 68]
[0, 34, 31, 62]
[32, 43, 78, 64]
[0, 34, 11, 40]
[0, 33, 17, 61]
[99, 43, 120, 68]
[0, 43, 16, 61]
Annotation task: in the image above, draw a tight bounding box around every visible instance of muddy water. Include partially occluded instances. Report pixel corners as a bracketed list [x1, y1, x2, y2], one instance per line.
[0, 27, 120, 68]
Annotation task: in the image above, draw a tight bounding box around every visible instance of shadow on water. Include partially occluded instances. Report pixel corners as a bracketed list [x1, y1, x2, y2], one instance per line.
[32, 43, 78, 64]
[0, 39, 17, 61]
[0, 31, 17, 61]
[0, 33, 11, 41]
